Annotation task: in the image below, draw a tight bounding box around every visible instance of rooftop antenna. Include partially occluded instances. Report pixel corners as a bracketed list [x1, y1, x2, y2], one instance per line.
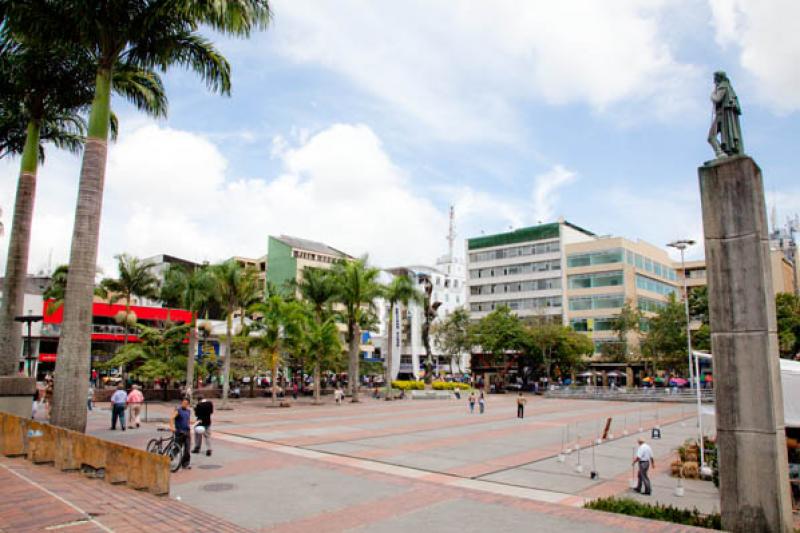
[770, 204, 778, 232]
[447, 205, 456, 261]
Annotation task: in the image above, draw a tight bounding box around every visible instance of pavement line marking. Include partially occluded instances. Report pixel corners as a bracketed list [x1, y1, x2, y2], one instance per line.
[0, 462, 114, 533]
[215, 432, 578, 505]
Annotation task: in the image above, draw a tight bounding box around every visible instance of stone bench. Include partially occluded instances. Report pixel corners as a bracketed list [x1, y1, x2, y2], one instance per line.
[0, 411, 169, 495]
[410, 390, 452, 400]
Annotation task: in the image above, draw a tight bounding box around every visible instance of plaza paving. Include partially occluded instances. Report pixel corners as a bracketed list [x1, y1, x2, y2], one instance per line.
[5, 394, 732, 531]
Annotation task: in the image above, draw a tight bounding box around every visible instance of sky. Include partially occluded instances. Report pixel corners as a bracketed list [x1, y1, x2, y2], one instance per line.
[1, 0, 799, 277]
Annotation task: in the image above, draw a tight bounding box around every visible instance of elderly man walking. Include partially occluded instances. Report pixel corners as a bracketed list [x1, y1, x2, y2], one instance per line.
[127, 385, 144, 428]
[632, 437, 655, 495]
[110, 384, 128, 431]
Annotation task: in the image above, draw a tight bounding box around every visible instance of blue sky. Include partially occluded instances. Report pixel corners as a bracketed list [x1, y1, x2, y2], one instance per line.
[1, 0, 799, 275]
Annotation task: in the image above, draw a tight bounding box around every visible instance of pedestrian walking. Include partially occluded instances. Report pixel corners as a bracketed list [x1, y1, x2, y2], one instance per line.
[478, 392, 486, 414]
[516, 392, 526, 419]
[632, 437, 655, 495]
[292, 381, 299, 400]
[468, 392, 476, 413]
[43, 374, 54, 418]
[192, 395, 214, 456]
[127, 384, 144, 428]
[109, 384, 127, 431]
[87, 383, 94, 411]
[171, 398, 193, 469]
[334, 386, 343, 405]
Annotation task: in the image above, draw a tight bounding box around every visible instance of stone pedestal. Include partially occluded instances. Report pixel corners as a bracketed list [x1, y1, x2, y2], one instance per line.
[0, 376, 36, 419]
[699, 155, 793, 532]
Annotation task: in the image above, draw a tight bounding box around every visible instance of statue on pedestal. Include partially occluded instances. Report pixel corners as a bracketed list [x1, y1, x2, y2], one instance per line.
[419, 275, 441, 384]
[707, 71, 743, 159]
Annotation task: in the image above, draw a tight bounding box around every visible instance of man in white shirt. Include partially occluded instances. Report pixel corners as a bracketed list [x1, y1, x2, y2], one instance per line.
[109, 384, 128, 431]
[632, 437, 655, 495]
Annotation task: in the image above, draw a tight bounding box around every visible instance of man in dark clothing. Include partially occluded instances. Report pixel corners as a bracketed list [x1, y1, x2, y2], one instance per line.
[170, 398, 192, 469]
[192, 396, 214, 456]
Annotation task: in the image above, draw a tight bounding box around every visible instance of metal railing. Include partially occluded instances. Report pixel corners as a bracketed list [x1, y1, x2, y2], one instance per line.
[545, 385, 715, 403]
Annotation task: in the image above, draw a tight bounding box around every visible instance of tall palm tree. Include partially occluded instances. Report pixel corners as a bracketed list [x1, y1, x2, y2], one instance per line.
[0, 30, 165, 377]
[249, 295, 303, 405]
[98, 254, 160, 345]
[383, 274, 422, 399]
[302, 312, 343, 404]
[296, 268, 338, 400]
[4, 0, 272, 431]
[160, 264, 214, 395]
[210, 260, 257, 408]
[331, 257, 383, 402]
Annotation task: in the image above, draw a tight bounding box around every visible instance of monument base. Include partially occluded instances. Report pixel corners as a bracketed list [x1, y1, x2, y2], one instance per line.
[699, 155, 793, 533]
[0, 376, 36, 419]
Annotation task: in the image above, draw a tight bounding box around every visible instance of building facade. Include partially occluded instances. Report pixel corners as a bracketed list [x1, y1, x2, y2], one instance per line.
[466, 219, 595, 321]
[266, 235, 351, 291]
[564, 237, 680, 355]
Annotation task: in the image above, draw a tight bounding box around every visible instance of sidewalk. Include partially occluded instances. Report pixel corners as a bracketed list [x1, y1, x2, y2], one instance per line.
[0, 456, 244, 532]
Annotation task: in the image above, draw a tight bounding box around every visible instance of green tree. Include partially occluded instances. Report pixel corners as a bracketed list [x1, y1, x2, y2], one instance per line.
[160, 265, 215, 394]
[602, 300, 643, 362]
[470, 306, 525, 368]
[641, 295, 687, 372]
[301, 312, 343, 404]
[526, 323, 564, 382]
[249, 294, 303, 404]
[98, 254, 160, 345]
[42, 265, 70, 314]
[776, 292, 800, 358]
[383, 275, 423, 396]
[8, 0, 271, 431]
[331, 257, 383, 402]
[432, 307, 471, 375]
[103, 322, 190, 385]
[688, 285, 709, 324]
[210, 259, 258, 408]
[0, 30, 165, 376]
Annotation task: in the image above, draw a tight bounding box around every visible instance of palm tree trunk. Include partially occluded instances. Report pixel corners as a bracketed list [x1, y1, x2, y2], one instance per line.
[384, 303, 394, 400]
[271, 352, 278, 404]
[0, 120, 40, 376]
[350, 322, 361, 402]
[51, 67, 113, 432]
[313, 362, 321, 404]
[221, 313, 232, 408]
[186, 316, 197, 393]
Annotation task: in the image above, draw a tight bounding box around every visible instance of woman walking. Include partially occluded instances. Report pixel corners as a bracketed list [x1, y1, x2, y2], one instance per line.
[468, 391, 476, 413]
[478, 392, 486, 414]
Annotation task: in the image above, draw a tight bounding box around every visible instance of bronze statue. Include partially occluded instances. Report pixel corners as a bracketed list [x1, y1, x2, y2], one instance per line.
[419, 274, 441, 384]
[707, 71, 743, 159]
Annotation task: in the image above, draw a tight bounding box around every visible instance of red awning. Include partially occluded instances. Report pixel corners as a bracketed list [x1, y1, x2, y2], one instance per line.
[39, 353, 56, 363]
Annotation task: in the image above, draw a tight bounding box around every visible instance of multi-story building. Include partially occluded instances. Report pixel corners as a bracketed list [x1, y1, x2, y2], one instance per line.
[466, 219, 595, 321]
[382, 263, 468, 380]
[0, 275, 51, 376]
[230, 255, 268, 294]
[564, 237, 680, 355]
[674, 259, 707, 291]
[266, 235, 351, 291]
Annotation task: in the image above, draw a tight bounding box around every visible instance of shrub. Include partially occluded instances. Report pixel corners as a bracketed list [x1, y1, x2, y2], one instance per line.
[391, 380, 425, 390]
[432, 382, 470, 390]
[584, 497, 721, 530]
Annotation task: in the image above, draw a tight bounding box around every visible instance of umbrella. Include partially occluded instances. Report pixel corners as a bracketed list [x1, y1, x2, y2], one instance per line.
[642, 377, 654, 383]
[669, 378, 688, 386]
[606, 371, 626, 378]
[578, 371, 595, 377]
[654, 377, 665, 383]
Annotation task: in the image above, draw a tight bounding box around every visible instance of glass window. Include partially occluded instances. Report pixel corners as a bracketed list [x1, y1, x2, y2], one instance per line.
[570, 319, 588, 332]
[567, 271, 623, 289]
[635, 254, 644, 269]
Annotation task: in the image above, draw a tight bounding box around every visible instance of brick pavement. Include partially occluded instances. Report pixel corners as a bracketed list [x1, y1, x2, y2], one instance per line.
[6, 395, 763, 531]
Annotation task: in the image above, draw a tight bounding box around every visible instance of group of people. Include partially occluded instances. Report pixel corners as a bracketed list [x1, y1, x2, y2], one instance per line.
[169, 396, 214, 470]
[108, 383, 145, 430]
[467, 391, 486, 414]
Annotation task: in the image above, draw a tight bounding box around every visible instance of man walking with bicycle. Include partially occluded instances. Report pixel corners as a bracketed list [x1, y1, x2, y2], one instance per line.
[170, 397, 193, 470]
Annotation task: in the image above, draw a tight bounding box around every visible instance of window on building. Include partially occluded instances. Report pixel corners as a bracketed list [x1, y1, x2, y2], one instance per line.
[567, 270, 623, 289]
[638, 296, 667, 313]
[635, 274, 678, 297]
[567, 248, 623, 268]
[568, 293, 624, 311]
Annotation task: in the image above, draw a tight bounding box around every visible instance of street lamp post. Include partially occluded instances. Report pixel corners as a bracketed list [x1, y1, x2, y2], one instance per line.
[667, 240, 696, 389]
[667, 239, 706, 471]
[14, 312, 43, 378]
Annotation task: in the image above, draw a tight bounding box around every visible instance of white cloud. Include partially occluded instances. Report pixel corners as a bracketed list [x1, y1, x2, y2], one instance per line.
[532, 166, 576, 223]
[269, 0, 702, 140]
[709, 0, 800, 113]
[1, 122, 451, 274]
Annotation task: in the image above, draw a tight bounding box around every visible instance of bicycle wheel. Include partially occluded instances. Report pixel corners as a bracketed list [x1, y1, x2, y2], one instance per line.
[167, 442, 183, 472]
[146, 439, 160, 454]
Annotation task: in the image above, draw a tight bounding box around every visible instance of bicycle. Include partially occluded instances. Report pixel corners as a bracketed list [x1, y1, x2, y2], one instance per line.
[146, 427, 184, 472]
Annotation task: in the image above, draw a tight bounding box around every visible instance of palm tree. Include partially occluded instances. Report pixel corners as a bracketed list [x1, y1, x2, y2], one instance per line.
[0, 30, 165, 377]
[383, 274, 422, 399]
[210, 260, 258, 408]
[9, 0, 272, 431]
[302, 313, 343, 404]
[296, 268, 338, 398]
[160, 265, 214, 395]
[98, 254, 160, 345]
[331, 257, 383, 402]
[249, 295, 303, 405]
